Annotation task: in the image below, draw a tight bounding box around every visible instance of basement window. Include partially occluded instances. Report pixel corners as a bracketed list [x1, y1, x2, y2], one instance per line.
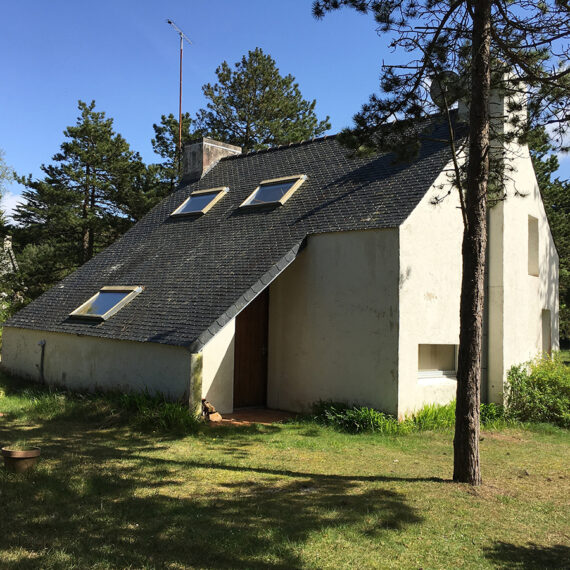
[171, 187, 229, 216]
[240, 175, 307, 207]
[418, 344, 457, 379]
[70, 286, 143, 321]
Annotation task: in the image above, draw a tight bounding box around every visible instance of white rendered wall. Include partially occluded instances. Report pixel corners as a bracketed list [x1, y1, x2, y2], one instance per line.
[1, 327, 192, 398]
[201, 319, 235, 414]
[487, 146, 559, 402]
[267, 229, 400, 414]
[398, 167, 464, 416]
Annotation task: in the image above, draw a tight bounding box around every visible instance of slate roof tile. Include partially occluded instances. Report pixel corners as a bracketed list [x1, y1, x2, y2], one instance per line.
[6, 129, 455, 349]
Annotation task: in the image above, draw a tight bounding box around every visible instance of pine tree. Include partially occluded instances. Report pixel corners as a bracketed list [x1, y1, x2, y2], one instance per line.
[195, 48, 331, 152]
[151, 112, 197, 191]
[313, 0, 569, 484]
[14, 100, 148, 295]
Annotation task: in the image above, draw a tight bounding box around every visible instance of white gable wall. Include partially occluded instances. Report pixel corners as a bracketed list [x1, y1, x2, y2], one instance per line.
[398, 165, 464, 416]
[268, 228, 400, 414]
[397, 143, 559, 414]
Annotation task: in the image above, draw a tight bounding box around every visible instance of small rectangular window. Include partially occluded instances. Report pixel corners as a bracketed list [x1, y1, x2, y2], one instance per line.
[70, 286, 142, 321]
[171, 187, 228, 217]
[240, 175, 307, 207]
[418, 344, 457, 378]
[528, 215, 539, 276]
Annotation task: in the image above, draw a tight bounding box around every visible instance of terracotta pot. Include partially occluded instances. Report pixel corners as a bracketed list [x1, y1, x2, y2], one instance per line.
[2, 446, 41, 473]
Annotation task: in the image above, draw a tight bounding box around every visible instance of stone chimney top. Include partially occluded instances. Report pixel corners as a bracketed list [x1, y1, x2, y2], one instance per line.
[181, 138, 242, 185]
[489, 77, 527, 140]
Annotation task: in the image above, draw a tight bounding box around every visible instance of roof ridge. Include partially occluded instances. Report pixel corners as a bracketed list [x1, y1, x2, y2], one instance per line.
[220, 133, 339, 161]
[219, 110, 460, 162]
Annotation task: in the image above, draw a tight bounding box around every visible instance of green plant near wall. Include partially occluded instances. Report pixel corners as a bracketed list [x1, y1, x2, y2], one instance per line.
[505, 353, 570, 428]
[311, 400, 507, 434]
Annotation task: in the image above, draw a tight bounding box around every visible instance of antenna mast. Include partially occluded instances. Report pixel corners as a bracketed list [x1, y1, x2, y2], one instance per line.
[166, 19, 192, 171]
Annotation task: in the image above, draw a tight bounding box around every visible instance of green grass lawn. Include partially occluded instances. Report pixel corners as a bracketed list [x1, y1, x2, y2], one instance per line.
[0, 374, 568, 569]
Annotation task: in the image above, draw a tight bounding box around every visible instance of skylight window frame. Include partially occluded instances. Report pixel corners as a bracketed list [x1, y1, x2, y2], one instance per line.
[170, 186, 229, 217]
[69, 286, 143, 321]
[240, 174, 307, 208]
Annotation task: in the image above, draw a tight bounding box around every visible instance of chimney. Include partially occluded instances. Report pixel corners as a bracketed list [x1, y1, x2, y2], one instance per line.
[455, 71, 527, 137]
[181, 138, 242, 184]
[489, 73, 527, 144]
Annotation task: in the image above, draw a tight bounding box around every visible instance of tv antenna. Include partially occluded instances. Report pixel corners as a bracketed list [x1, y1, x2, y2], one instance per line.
[166, 19, 192, 166]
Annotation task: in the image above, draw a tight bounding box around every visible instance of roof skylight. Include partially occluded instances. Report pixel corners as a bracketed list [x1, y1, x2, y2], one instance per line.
[70, 286, 143, 321]
[240, 175, 307, 207]
[171, 187, 229, 217]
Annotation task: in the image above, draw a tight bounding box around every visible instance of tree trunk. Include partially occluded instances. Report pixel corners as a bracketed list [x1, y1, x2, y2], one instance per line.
[453, 0, 492, 485]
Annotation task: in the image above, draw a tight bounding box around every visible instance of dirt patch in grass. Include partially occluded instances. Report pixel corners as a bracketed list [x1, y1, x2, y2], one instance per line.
[461, 482, 516, 499]
[480, 431, 527, 443]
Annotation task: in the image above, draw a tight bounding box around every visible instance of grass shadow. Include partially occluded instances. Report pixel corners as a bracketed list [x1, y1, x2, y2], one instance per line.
[203, 422, 284, 437]
[0, 373, 431, 567]
[0, 426, 425, 568]
[145, 454, 450, 484]
[483, 541, 570, 569]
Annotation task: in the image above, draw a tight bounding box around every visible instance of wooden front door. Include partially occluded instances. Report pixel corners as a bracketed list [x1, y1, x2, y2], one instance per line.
[233, 289, 269, 408]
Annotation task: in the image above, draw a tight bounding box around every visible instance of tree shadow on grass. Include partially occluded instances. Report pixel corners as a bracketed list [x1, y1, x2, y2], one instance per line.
[0, 417, 427, 568]
[0, 454, 424, 568]
[0, 373, 440, 568]
[146, 454, 448, 484]
[483, 542, 570, 569]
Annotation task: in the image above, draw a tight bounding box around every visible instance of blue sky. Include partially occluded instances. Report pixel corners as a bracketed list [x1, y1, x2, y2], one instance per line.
[1, 0, 567, 218]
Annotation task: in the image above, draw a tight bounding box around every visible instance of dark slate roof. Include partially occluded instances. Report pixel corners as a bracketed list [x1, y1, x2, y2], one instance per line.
[6, 129, 455, 350]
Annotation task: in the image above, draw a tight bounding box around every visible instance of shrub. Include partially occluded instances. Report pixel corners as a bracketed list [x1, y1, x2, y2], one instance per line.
[117, 391, 201, 434]
[506, 353, 570, 428]
[312, 398, 512, 434]
[26, 392, 73, 420]
[312, 401, 401, 433]
[411, 402, 455, 430]
[480, 402, 505, 423]
[0, 371, 202, 434]
[24, 388, 202, 432]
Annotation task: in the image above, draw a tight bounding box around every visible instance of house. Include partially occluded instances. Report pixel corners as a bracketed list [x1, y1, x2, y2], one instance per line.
[0, 93, 559, 417]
